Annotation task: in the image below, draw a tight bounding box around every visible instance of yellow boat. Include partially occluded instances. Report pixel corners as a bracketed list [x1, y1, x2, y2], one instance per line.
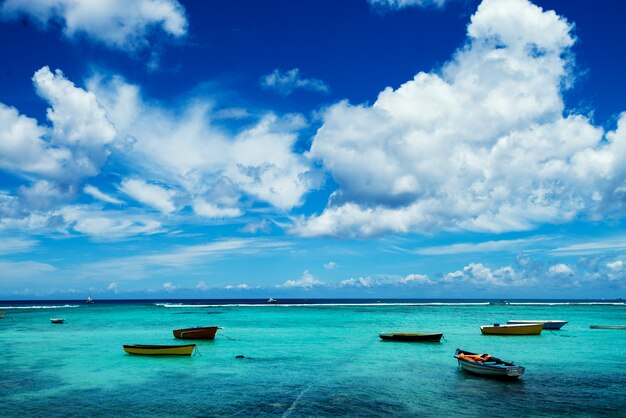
[480, 323, 543, 335]
[123, 344, 196, 356]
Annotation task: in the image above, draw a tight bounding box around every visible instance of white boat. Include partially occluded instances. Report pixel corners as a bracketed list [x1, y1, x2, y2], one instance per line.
[50, 318, 65, 324]
[267, 298, 277, 304]
[454, 348, 525, 379]
[86, 296, 94, 304]
[507, 320, 568, 330]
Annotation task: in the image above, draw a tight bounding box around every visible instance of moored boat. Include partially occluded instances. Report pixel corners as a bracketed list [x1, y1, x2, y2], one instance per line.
[86, 296, 94, 304]
[267, 298, 277, 304]
[123, 344, 196, 356]
[480, 323, 543, 335]
[379, 332, 443, 342]
[50, 318, 64, 324]
[454, 348, 525, 379]
[173, 326, 219, 340]
[589, 324, 626, 330]
[507, 320, 567, 330]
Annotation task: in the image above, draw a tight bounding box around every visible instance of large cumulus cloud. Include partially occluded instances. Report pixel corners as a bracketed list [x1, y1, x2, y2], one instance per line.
[295, 0, 626, 238]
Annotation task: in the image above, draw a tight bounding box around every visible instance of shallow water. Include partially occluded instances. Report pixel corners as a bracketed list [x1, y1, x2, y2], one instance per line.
[1, 300, 625, 417]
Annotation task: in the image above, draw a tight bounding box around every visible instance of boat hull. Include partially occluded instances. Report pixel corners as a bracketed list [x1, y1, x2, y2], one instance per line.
[123, 344, 196, 356]
[454, 348, 524, 379]
[50, 318, 64, 324]
[173, 326, 219, 340]
[507, 320, 568, 330]
[379, 332, 443, 342]
[480, 323, 543, 335]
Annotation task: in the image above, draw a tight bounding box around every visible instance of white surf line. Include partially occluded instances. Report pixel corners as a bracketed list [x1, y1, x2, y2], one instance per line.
[282, 382, 314, 418]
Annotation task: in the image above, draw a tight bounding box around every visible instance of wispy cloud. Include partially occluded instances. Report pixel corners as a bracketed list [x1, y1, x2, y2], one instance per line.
[416, 237, 547, 255]
[84, 185, 124, 205]
[120, 178, 177, 214]
[75, 238, 293, 281]
[551, 237, 626, 256]
[0, 260, 56, 279]
[0, 237, 38, 255]
[368, 0, 449, 10]
[260, 68, 329, 96]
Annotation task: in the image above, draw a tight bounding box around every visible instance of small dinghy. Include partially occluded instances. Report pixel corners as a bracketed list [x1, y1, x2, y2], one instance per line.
[123, 344, 196, 356]
[454, 348, 525, 379]
[173, 326, 219, 340]
[379, 332, 443, 342]
[50, 318, 65, 324]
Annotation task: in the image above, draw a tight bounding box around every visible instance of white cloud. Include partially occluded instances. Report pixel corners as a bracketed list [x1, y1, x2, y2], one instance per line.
[84, 185, 124, 205]
[260, 68, 330, 96]
[162, 281, 177, 291]
[339, 273, 434, 287]
[607, 260, 623, 271]
[225, 283, 250, 289]
[0, 103, 68, 178]
[340, 277, 373, 288]
[277, 270, 324, 288]
[296, 0, 626, 238]
[192, 200, 242, 219]
[443, 262, 533, 287]
[196, 281, 208, 291]
[89, 75, 317, 212]
[0, 0, 187, 50]
[120, 178, 176, 214]
[324, 261, 338, 270]
[368, 0, 448, 10]
[0, 67, 115, 185]
[18, 180, 72, 210]
[33, 67, 116, 150]
[60, 205, 163, 239]
[107, 281, 119, 292]
[399, 273, 432, 284]
[548, 263, 574, 275]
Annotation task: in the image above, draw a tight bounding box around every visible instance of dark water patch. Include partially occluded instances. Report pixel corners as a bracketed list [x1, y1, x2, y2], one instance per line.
[443, 368, 626, 416]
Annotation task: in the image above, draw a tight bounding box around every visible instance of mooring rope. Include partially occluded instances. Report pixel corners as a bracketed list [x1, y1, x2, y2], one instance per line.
[282, 382, 314, 418]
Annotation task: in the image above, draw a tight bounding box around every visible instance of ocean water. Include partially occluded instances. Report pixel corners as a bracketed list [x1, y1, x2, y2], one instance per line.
[1, 299, 625, 417]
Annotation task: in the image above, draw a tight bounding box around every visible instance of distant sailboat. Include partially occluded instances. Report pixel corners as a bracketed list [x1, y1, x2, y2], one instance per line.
[267, 298, 277, 304]
[86, 296, 94, 304]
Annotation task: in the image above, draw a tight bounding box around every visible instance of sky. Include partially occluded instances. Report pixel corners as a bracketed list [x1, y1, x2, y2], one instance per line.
[1, 0, 626, 300]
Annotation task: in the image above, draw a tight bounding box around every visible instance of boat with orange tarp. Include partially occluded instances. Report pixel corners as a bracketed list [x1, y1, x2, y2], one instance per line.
[454, 348, 525, 379]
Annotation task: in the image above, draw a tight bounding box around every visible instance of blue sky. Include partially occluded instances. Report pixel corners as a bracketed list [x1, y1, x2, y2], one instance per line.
[1, 0, 626, 299]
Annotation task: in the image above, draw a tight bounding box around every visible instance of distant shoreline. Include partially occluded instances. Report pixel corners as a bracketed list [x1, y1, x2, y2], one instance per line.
[1, 297, 624, 307]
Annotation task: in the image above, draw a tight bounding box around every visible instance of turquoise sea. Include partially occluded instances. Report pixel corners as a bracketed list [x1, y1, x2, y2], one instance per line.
[1, 299, 625, 417]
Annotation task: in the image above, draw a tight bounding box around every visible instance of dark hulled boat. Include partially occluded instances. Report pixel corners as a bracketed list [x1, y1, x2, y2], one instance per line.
[379, 332, 443, 342]
[173, 326, 219, 340]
